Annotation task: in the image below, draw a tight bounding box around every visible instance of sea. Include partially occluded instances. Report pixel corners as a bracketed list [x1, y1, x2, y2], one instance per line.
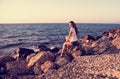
[0, 23, 120, 55]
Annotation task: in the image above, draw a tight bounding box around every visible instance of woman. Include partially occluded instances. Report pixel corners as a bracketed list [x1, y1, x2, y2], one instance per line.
[61, 21, 79, 56]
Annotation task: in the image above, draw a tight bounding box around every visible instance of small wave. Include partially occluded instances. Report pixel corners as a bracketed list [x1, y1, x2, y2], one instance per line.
[0, 43, 23, 49]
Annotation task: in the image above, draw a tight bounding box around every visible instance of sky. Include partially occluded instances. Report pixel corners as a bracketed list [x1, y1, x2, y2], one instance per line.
[0, 0, 120, 23]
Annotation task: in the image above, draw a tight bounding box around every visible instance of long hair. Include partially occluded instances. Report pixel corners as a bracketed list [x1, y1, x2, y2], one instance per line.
[69, 21, 78, 35]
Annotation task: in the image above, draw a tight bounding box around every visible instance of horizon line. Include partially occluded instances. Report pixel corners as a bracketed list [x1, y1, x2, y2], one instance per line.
[0, 22, 120, 24]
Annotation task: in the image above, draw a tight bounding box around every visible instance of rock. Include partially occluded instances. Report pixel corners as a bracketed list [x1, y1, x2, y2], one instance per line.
[105, 28, 120, 40]
[13, 48, 35, 60]
[35, 45, 51, 52]
[41, 61, 58, 73]
[27, 51, 54, 68]
[71, 46, 82, 58]
[0, 56, 15, 75]
[6, 60, 34, 75]
[0, 28, 120, 78]
[50, 47, 60, 53]
[33, 63, 43, 75]
[27, 52, 44, 68]
[112, 37, 120, 49]
[81, 34, 96, 44]
[37, 53, 120, 79]
[0, 76, 3, 79]
[26, 53, 36, 62]
[92, 36, 119, 55]
[0, 66, 6, 75]
[55, 56, 71, 67]
[0, 56, 16, 64]
[3, 75, 18, 79]
[58, 45, 82, 59]
[67, 46, 83, 57]
[71, 50, 82, 59]
[3, 75, 35, 79]
[80, 34, 120, 56]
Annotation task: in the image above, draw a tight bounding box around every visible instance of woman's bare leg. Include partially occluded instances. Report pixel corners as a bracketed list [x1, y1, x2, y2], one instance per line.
[61, 41, 72, 56]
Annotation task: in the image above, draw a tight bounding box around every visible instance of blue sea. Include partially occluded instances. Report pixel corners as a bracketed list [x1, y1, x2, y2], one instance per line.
[0, 23, 120, 55]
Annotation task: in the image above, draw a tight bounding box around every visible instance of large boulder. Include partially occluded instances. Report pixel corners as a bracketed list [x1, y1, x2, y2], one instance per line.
[58, 45, 82, 58]
[55, 56, 72, 67]
[26, 53, 36, 62]
[41, 61, 58, 73]
[92, 36, 119, 55]
[80, 35, 120, 55]
[6, 60, 34, 75]
[112, 37, 120, 50]
[27, 51, 54, 68]
[66, 45, 83, 58]
[0, 56, 16, 75]
[13, 48, 35, 60]
[0, 56, 16, 64]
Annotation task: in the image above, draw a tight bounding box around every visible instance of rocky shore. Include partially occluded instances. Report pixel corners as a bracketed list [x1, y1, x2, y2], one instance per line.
[0, 28, 120, 79]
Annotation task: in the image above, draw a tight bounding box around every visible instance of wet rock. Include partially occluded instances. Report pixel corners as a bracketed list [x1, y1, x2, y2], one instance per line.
[27, 51, 54, 68]
[41, 61, 58, 73]
[13, 48, 35, 60]
[35, 45, 51, 52]
[50, 47, 60, 53]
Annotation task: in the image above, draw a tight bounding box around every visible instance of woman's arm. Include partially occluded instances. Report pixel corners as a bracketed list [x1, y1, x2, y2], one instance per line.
[66, 28, 72, 41]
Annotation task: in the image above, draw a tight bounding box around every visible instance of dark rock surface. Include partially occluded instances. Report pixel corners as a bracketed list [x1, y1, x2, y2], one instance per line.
[0, 56, 16, 75]
[6, 60, 34, 75]
[13, 48, 35, 60]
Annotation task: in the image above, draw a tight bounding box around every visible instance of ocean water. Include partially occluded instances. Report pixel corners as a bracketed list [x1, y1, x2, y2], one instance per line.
[0, 23, 120, 55]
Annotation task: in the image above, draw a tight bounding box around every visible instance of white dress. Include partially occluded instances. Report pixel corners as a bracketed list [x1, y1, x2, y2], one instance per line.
[69, 27, 78, 42]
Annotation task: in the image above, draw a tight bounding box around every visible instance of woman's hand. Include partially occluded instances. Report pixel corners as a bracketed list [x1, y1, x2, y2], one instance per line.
[65, 36, 69, 41]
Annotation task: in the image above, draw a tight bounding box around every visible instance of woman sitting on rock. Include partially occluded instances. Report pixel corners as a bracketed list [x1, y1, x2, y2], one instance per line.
[60, 21, 79, 56]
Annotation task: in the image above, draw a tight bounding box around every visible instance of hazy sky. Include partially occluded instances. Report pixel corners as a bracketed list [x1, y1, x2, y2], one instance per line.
[0, 0, 120, 23]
